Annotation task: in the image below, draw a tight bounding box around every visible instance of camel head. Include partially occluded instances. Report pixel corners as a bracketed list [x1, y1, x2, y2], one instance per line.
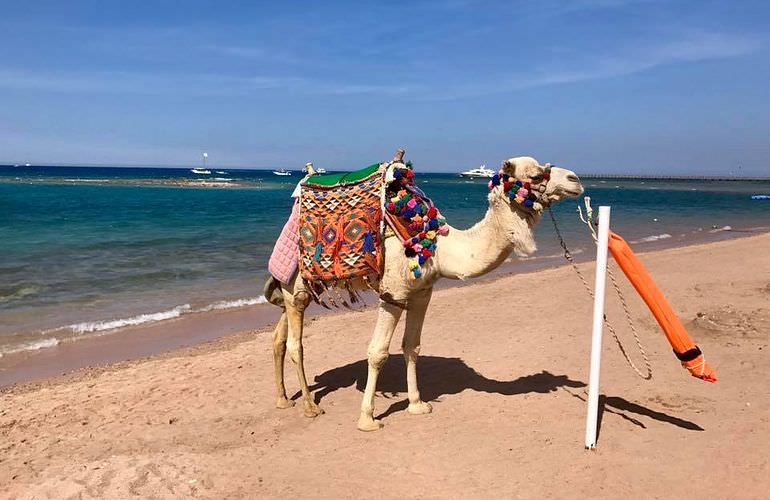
[498, 156, 583, 210]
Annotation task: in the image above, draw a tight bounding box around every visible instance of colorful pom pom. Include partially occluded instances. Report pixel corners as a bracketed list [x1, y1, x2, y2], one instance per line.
[405, 247, 416, 257]
[427, 207, 438, 219]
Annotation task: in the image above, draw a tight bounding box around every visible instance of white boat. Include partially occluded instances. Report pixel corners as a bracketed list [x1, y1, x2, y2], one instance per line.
[215, 170, 227, 175]
[315, 167, 327, 174]
[192, 152, 211, 174]
[459, 164, 495, 178]
[272, 169, 292, 176]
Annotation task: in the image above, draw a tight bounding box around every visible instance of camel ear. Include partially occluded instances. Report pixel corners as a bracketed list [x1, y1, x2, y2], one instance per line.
[500, 158, 516, 177]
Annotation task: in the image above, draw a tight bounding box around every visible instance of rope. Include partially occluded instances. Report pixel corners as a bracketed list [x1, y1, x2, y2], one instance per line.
[548, 207, 653, 380]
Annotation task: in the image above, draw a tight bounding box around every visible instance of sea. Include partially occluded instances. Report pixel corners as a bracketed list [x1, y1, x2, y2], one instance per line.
[1, 164, 769, 358]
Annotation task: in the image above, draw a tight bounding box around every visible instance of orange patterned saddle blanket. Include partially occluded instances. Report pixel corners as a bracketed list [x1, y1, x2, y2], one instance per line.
[298, 164, 384, 288]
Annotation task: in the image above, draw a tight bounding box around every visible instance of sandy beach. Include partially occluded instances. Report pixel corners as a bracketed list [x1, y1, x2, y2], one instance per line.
[2, 233, 769, 499]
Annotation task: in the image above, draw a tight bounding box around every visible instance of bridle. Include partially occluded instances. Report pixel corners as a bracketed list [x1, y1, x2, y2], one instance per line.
[488, 163, 554, 213]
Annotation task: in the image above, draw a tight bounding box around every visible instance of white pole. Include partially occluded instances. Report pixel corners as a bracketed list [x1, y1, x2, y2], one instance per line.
[585, 205, 611, 450]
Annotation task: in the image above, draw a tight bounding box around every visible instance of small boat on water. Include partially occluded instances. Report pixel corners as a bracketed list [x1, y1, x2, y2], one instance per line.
[459, 164, 495, 178]
[273, 169, 292, 176]
[215, 170, 227, 175]
[192, 152, 211, 175]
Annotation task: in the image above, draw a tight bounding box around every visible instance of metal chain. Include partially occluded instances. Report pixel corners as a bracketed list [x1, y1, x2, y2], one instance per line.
[548, 208, 652, 380]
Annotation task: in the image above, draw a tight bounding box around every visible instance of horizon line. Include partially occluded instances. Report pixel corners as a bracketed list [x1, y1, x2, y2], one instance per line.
[1, 163, 768, 181]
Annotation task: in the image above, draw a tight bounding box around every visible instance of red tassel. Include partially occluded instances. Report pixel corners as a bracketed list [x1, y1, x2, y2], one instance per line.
[427, 207, 438, 218]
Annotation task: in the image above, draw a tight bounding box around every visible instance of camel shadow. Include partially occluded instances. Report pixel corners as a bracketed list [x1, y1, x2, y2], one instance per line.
[299, 354, 586, 420]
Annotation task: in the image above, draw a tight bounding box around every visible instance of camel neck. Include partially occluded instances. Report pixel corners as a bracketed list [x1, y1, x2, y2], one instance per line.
[435, 195, 536, 280]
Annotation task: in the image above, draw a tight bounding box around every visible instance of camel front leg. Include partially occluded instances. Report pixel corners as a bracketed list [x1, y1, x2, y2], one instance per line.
[285, 290, 324, 418]
[271, 312, 294, 409]
[357, 300, 404, 431]
[403, 288, 433, 415]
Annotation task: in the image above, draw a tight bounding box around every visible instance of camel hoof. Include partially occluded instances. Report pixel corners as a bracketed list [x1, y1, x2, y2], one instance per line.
[303, 403, 324, 418]
[357, 416, 384, 432]
[407, 401, 433, 415]
[276, 398, 295, 409]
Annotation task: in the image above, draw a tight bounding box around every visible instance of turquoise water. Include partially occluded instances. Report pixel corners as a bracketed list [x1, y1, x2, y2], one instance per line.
[1, 165, 769, 355]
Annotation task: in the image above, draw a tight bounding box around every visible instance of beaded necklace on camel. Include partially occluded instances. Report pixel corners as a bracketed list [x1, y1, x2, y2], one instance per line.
[383, 166, 449, 279]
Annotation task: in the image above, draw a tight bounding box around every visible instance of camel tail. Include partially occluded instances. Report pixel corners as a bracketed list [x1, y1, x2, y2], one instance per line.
[263, 276, 285, 309]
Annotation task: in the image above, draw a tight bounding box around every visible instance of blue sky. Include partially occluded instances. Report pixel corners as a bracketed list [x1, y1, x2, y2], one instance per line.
[0, 0, 767, 175]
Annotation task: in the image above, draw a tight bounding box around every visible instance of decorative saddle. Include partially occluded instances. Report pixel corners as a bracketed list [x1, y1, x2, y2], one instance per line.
[298, 163, 385, 292]
[267, 151, 448, 307]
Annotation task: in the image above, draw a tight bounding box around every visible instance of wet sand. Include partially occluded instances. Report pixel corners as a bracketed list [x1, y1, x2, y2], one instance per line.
[1, 233, 769, 498]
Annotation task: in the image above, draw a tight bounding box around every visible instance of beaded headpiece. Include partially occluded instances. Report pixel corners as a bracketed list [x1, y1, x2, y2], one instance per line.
[488, 164, 553, 210]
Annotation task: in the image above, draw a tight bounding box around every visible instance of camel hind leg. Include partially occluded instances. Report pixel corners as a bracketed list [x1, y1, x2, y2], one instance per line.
[272, 312, 294, 409]
[284, 287, 324, 418]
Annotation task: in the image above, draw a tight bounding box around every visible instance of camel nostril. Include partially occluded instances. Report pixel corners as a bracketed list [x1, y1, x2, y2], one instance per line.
[567, 174, 579, 183]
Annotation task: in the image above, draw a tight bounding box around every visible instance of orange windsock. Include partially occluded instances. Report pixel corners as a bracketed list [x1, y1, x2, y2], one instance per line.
[607, 231, 717, 383]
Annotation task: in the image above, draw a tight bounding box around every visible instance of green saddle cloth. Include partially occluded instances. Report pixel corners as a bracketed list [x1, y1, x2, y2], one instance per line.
[303, 163, 381, 188]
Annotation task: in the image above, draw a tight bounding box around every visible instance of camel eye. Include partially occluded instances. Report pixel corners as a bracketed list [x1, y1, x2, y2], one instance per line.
[531, 174, 543, 181]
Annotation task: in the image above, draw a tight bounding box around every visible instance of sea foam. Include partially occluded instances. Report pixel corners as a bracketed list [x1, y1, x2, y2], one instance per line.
[631, 233, 672, 244]
[199, 296, 267, 311]
[67, 304, 192, 334]
[0, 338, 60, 357]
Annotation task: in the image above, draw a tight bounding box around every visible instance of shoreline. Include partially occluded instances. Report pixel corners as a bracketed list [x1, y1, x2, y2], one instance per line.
[1, 228, 766, 390]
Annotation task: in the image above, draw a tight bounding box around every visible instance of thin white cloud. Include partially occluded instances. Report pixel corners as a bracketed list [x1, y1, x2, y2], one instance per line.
[0, 68, 414, 97]
[0, 31, 760, 100]
[420, 31, 763, 100]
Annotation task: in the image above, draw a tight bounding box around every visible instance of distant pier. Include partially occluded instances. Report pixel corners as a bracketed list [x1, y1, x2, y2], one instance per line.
[581, 174, 770, 182]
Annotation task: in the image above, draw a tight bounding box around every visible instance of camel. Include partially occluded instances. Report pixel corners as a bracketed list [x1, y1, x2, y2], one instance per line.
[266, 154, 583, 431]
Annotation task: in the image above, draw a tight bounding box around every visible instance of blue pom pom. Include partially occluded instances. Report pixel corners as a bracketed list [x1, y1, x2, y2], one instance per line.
[523, 199, 534, 208]
[515, 180, 523, 187]
[393, 169, 402, 179]
[402, 209, 414, 218]
[413, 268, 422, 278]
[418, 254, 427, 265]
[427, 219, 439, 230]
[411, 237, 419, 244]
[491, 174, 501, 186]
[429, 244, 437, 252]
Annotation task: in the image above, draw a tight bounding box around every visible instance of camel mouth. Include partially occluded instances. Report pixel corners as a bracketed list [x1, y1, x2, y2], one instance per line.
[561, 188, 583, 197]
